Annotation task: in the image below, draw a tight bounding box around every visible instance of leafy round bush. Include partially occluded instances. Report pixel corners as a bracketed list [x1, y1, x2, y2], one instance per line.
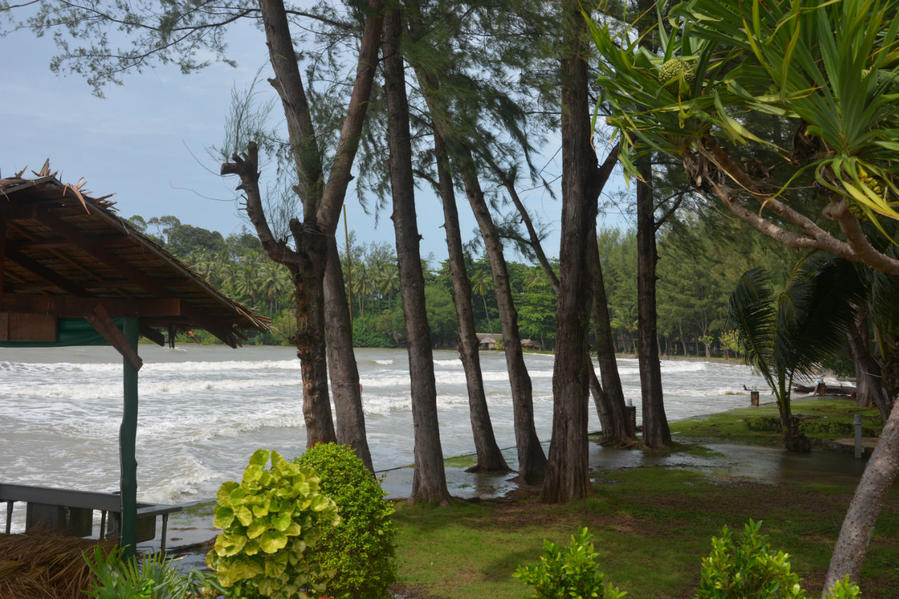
[514, 527, 626, 599]
[206, 449, 340, 599]
[697, 520, 806, 599]
[295, 443, 397, 599]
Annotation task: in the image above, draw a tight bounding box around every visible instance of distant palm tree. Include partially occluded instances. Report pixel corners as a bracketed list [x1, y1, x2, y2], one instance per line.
[728, 258, 859, 451]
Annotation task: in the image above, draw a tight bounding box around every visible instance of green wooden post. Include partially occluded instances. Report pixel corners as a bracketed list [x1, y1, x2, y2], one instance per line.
[120, 317, 139, 558]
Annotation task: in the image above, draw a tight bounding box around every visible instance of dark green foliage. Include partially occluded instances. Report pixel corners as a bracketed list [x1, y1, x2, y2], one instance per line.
[83, 545, 209, 599]
[295, 443, 397, 599]
[514, 528, 627, 599]
[728, 258, 863, 449]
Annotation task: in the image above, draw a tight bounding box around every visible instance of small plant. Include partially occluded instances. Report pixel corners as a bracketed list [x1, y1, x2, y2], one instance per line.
[697, 520, 806, 599]
[206, 449, 340, 599]
[514, 527, 626, 599]
[83, 545, 197, 599]
[295, 443, 397, 599]
[825, 576, 862, 599]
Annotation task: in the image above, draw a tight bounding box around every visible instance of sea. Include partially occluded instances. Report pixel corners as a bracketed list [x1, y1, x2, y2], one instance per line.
[0, 345, 771, 514]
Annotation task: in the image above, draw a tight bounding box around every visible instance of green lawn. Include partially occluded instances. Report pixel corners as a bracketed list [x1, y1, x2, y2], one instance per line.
[392, 398, 897, 598]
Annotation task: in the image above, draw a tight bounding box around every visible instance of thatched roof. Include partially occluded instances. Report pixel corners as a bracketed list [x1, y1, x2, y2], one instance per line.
[0, 167, 269, 347]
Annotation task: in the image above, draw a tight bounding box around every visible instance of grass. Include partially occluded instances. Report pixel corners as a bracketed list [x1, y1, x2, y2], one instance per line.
[669, 397, 884, 446]
[392, 397, 898, 598]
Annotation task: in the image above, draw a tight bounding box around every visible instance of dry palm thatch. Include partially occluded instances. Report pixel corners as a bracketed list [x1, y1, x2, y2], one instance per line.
[0, 533, 116, 599]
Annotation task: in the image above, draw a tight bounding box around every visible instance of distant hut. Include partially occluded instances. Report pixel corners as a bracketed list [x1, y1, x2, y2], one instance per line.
[476, 332, 499, 350]
[521, 338, 542, 351]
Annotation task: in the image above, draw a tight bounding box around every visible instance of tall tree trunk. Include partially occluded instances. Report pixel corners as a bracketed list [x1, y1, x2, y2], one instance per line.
[542, 0, 597, 503]
[383, 6, 448, 503]
[589, 367, 613, 436]
[488, 144, 626, 448]
[432, 126, 509, 472]
[225, 0, 381, 448]
[590, 228, 637, 445]
[324, 238, 373, 471]
[413, 70, 546, 484]
[824, 399, 899, 592]
[459, 153, 547, 484]
[636, 158, 671, 448]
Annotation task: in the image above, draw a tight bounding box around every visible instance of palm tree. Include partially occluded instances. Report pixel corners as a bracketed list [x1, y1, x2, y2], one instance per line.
[728, 259, 859, 452]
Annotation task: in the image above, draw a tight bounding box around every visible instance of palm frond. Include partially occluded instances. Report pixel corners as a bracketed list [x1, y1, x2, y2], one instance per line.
[728, 267, 776, 386]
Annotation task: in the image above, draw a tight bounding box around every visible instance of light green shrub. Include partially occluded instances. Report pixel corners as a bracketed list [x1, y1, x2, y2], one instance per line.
[825, 576, 862, 599]
[206, 449, 339, 599]
[514, 527, 627, 599]
[295, 443, 397, 599]
[697, 520, 806, 599]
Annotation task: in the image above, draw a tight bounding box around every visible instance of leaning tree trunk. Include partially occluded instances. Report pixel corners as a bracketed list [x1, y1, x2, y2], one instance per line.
[416, 80, 546, 482]
[432, 126, 509, 472]
[590, 228, 637, 445]
[324, 237, 373, 471]
[383, 6, 448, 503]
[824, 399, 899, 593]
[636, 160, 671, 449]
[460, 154, 547, 484]
[543, 0, 597, 502]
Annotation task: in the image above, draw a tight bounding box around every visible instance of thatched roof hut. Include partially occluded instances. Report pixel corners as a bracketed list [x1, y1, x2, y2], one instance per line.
[0, 164, 269, 556]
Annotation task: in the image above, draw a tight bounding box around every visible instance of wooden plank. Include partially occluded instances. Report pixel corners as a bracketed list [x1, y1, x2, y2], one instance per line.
[1, 294, 181, 318]
[0, 312, 7, 341]
[7, 313, 57, 342]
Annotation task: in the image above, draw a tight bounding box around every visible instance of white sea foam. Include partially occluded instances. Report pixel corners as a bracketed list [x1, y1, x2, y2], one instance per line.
[0, 345, 772, 499]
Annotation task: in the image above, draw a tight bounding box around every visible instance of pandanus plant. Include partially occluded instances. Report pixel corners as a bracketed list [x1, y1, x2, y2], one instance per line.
[587, 0, 899, 275]
[728, 258, 860, 451]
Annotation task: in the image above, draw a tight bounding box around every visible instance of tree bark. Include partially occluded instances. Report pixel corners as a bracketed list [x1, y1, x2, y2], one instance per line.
[324, 237, 373, 471]
[459, 152, 547, 484]
[232, 0, 382, 448]
[824, 399, 899, 592]
[542, 0, 597, 503]
[432, 126, 509, 473]
[636, 158, 671, 448]
[383, 6, 449, 503]
[590, 228, 637, 445]
[413, 73, 546, 484]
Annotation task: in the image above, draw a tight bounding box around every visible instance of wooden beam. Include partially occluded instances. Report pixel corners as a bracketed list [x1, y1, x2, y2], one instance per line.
[0, 220, 5, 301]
[1, 294, 181, 318]
[139, 323, 165, 346]
[0, 312, 57, 342]
[84, 304, 142, 371]
[4, 247, 88, 295]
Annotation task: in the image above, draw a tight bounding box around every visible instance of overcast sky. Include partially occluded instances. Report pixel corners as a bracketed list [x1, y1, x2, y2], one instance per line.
[2, 14, 631, 265]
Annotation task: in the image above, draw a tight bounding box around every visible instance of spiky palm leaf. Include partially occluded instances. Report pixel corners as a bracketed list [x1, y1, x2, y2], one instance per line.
[588, 0, 899, 228]
[728, 268, 777, 392]
[729, 257, 862, 442]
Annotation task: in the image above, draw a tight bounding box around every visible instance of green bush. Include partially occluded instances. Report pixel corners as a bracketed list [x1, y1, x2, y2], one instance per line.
[825, 576, 862, 599]
[206, 449, 340, 599]
[697, 520, 806, 599]
[295, 443, 397, 599]
[514, 527, 627, 599]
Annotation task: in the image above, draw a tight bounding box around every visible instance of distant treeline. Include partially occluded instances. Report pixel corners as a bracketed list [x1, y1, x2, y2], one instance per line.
[129, 208, 799, 356]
